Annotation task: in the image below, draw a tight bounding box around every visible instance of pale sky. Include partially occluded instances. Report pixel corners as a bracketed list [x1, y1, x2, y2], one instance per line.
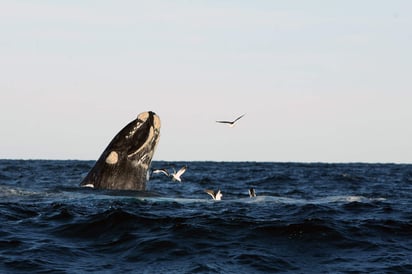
[1, 1, 411, 163]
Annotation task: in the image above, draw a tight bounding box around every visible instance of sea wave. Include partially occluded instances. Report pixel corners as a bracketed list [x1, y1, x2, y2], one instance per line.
[1, 160, 412, 273]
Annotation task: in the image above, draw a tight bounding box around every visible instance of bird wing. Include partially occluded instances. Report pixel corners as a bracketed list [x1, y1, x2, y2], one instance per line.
[176, 166, 187, 177]
[216, 120, 233, 124]
[204, 189, 215, 199]
[215, 190, 222, 200]
[233, 113, 246, 123]
[152, 169, 170, 176]
[216, 114, 245, 124]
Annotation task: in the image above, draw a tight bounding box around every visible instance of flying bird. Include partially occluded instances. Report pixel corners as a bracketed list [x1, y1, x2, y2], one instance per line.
[205, 189, 223, 200]
[216, 114, 246, 127]
[152, 166, 187, 182]
[170, 166, 187, 182]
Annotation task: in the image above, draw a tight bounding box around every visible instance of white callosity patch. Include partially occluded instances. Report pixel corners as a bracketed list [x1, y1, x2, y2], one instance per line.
[105, 151, 119, 165]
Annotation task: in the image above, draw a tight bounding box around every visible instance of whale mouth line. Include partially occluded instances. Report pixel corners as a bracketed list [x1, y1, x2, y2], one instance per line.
[127, 113, 160, 159]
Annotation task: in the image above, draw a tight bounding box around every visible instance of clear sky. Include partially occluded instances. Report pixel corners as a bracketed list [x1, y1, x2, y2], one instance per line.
[1, 1, 411, 163]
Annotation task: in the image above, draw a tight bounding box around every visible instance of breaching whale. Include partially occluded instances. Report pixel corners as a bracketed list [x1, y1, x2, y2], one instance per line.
[80, 111, 161, 190]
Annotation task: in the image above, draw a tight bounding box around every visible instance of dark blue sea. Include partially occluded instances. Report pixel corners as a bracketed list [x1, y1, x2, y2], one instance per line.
[1, 160, 412, 273]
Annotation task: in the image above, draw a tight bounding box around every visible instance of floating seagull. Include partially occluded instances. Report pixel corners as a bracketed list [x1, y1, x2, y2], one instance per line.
[152, 166, 187, 182]
[216, 114, 246, 127]
[205, 189, 222, 200]
[248, 187, 256, 198]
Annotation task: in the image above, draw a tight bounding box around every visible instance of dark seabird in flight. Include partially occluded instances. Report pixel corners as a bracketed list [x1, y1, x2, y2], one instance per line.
[249, 187, 256, 198]
[216, 114, 246, 127]
[152, 166, 187, 182]
[205, 189, 223, 200]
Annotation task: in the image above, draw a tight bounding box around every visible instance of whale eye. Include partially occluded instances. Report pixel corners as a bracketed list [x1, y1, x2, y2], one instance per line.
[105, 151, 119, 165]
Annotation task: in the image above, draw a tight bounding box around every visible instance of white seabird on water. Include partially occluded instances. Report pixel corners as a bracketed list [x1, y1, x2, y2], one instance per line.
[248, 187, 256, 198]
[205, 189, 223, 200]
[216, 114, 246, 127]
[152, 166, 187, 182]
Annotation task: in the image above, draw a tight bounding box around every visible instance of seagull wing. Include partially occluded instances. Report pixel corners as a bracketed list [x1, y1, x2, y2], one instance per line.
[216, 114, 245, 124]
[215, 190, 223, 200]
[204, 189, 216, 199]
[152, 169, 170, 177]
[216, 120, 233, 124]
[176, 166, 187, 178]
[233, 113, 246, 123]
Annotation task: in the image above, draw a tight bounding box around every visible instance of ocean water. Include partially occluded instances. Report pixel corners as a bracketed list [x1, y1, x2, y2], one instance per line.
[1, 160, 412, 273]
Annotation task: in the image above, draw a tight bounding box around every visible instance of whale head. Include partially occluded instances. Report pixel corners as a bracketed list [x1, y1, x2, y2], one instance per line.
[80, 111, 161, 190]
